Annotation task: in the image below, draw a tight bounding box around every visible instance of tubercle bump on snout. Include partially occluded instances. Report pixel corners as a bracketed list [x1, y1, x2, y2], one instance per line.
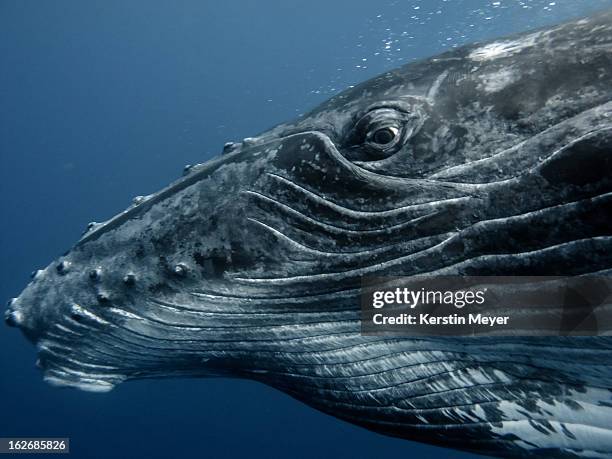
[4, 254, 145, 335]
[4, 298, 20, 327]
[55, 261, 71, 275]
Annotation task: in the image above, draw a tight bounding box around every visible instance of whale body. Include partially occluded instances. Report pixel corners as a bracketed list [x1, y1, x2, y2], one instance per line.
[5, 11, 612, 458]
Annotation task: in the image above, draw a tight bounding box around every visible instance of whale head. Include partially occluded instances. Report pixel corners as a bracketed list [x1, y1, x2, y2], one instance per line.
[5, 10, 612, 457]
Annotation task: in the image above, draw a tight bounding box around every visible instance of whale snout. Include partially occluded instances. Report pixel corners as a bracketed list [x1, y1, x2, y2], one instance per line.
[5, 266, 127, 392]
[4, 267, 63, 341]
[6, 261, 94, 350]
[4, 293, 42, 343]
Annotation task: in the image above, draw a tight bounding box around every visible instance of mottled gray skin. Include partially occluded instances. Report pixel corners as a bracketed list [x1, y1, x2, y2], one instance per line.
[5, 11, 612, 459]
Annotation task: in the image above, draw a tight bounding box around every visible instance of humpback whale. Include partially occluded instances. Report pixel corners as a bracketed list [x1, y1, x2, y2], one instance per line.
[5, 10, 612, 458]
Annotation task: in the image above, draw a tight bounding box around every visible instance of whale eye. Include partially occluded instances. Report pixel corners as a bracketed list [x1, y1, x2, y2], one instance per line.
[345, 106, 420, 161]
[369, 126, 400, 147]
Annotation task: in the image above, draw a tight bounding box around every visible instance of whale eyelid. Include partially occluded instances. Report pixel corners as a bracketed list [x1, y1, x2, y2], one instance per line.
[351, 100, 421, 122]
[349, 100, 429, 138]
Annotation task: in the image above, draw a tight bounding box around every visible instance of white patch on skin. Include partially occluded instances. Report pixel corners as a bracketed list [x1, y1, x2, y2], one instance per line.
[266, 147, 279, 160]
[43, 375, 115, 392]
[10, 309, 24, 325]
[427, 70, 449, 101]
[108, 307, 143, 320]
[487, 394, 612, 454]
[70, 304, 110, 325]
[478, 67, 520, 93]
[54, 323, 80, 335]
[469, 31, 544, 61]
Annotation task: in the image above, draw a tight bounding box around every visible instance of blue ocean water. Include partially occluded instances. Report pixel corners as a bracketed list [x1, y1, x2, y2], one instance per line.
[1, 1, 611, 458]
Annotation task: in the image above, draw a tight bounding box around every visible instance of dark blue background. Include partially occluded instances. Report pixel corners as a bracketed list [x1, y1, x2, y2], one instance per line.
[2, 1, 611, 458]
